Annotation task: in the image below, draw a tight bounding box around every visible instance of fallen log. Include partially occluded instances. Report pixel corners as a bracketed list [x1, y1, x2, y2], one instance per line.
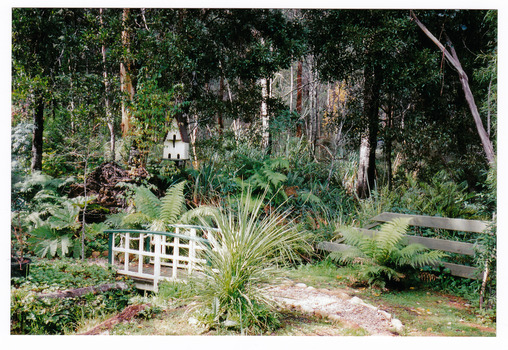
[37, 282, 129, 299]
[80, 304, 150, 335]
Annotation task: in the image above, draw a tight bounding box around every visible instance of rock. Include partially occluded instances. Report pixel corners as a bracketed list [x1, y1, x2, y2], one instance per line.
[223, 320, 238, 327]
[300, 305, 315, 314]
[295, 283, 307, 288]
[188, 317, 198, 325]
[391, 318, 404, 333]
[307, 286, 315, 290]
[349, 296, 363, 305]
[378, 310, 392, 320]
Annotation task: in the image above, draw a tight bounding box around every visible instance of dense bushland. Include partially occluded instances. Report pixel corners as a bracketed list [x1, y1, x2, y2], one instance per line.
[11, 8, 496, 334]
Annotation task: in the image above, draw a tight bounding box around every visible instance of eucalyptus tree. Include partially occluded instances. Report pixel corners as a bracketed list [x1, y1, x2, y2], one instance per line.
[12, 8, 122, 175]
[408, 10, 497, 178]
[118, 9, 304, 161]
[305, 9, 417, 198]
[305, 9, 496, 195]
[12, 8, 68, 172]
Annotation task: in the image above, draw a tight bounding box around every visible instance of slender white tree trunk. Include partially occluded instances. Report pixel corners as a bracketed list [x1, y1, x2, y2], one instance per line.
[100, 9, 115, 161]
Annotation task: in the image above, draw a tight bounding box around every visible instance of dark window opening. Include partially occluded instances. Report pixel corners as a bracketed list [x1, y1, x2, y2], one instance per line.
[172, 134, 176, 147]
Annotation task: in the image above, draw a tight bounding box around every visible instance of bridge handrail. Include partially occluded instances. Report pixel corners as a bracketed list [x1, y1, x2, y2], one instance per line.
[105, 228, 211, 244]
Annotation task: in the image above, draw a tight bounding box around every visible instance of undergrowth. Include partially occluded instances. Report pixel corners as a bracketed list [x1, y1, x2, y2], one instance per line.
[10, 258, 136, 334]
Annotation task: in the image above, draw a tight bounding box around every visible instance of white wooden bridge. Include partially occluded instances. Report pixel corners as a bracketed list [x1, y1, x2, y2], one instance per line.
[106, 225, 217, 292]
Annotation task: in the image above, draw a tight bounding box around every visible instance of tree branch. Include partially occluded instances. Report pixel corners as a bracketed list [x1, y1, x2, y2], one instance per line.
[410, 10, 495, 165]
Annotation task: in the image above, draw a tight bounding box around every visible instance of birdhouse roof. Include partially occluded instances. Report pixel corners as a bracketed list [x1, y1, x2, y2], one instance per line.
[165, 117, 190, 143]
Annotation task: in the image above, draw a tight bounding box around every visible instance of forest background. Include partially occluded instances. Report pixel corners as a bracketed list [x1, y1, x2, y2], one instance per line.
[4, 1, 508, 342]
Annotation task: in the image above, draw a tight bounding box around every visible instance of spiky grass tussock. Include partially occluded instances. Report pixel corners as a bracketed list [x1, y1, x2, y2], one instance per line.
[190, 189, 311, 334]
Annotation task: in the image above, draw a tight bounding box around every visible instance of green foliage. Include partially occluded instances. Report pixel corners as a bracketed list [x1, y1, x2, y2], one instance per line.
[28, 226, 74, 259]
[355, 170, 489, 231]
[189, 190, 311, 334]
[10, 259, 135, 334]
[187, 160, 240, 205]
[235, 156, 290, 205]
[474, 183, 496, 310]
[116, 181, 187, 231]
[26, 197, 95, 259]
[330, 218, 448, 289]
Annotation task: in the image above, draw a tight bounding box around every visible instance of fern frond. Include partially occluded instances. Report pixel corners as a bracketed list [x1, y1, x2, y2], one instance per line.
[104, 212, 128, 228]
[337, 227, 371, 253]
[133, 186, 161, 220]
[404, 248, 447, 268]
[121, 212, 152, 227]
[373, 218, 411, 262]
[160, 181, 186, 225]
[395, 244, 448, 268]
[263, 168, 287, 188]
[328, 246, 367, 265]
[181, 206, 220, 225]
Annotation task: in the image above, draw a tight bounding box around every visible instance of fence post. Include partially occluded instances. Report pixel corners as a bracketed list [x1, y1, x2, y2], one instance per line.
[108, 232, 114, 265]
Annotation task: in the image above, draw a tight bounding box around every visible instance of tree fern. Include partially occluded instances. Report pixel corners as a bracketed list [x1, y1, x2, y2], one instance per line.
[330, 218, 447, 289]
[160, 181, 186, 225]
[120, 181, 188, 231]
[372, 217, 411, 264]
[133, 186, 161, 220]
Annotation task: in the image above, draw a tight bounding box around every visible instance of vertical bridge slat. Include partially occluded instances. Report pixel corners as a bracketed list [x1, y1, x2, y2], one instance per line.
[138, 233, 144, 274]
[153, 234, 161, 287]
[124, 232, 130, 272]
[173, 234, 180, 279]
[189, 228, 196, 274]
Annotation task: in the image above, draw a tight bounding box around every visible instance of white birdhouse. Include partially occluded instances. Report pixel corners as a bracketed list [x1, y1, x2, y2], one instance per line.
[163, 118, 190, 161]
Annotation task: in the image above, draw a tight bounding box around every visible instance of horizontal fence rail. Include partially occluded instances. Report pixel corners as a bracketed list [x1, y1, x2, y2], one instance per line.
[106, 225, 214, 291]
[318, 212, 489, 280]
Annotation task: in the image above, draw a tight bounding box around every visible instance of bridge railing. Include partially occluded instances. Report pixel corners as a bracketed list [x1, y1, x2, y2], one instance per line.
[105, 225, 216, 291]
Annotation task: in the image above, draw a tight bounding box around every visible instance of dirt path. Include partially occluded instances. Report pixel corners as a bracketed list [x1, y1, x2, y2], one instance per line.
[267, 282, 403, 336]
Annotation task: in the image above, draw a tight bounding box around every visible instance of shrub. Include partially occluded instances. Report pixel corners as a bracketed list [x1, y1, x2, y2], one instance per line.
[10, 259, 135, 334]
[329, 218, 447, 289]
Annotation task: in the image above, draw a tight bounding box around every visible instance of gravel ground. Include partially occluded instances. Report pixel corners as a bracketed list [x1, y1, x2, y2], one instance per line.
[267, 282, 403, 336]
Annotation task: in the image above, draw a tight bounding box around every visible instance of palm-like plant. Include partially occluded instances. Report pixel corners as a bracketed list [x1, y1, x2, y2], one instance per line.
[116, 181, 187, 231]
[329, 218, 447, 288]
[190, 189, 311, 333]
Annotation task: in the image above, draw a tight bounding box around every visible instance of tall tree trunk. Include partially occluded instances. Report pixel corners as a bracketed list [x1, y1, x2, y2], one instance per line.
[289, 64, 294, 113]
[356, 63, 382, 199]
[260, 76, 270, 151]
[410, 11, 495, 165]
[120, 8, 135, 137]
[100, 9, 115, 161]
[385, 98, 394, 191]
[218, 77, 225, 133]
[296, 60, 303, 137]
[307, 57, 319, 156]
[31, 93, 44, 172]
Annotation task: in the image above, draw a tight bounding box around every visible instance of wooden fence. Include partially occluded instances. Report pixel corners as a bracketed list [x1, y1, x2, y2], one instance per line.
[318, 212, 490, 280]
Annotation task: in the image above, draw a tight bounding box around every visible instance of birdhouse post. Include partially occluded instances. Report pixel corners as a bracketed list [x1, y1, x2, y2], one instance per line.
[163, 118, 190, 163]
